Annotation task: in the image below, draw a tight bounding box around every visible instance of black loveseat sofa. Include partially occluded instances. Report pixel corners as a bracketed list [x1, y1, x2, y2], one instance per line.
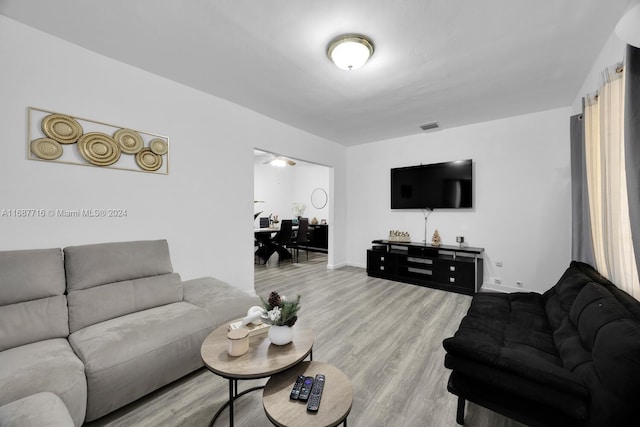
[443, 261, 640, 426]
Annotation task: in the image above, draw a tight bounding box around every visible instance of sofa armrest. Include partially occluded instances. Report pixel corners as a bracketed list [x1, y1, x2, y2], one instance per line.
[182, 277, 260, 329]
[0, 392, 75, 427]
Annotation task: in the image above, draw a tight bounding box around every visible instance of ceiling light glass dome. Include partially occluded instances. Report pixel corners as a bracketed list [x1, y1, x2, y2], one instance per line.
[327, 34, 374, 71]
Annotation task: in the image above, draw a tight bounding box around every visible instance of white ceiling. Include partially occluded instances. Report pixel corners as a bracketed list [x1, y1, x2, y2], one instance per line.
[1, 0, 634, 146]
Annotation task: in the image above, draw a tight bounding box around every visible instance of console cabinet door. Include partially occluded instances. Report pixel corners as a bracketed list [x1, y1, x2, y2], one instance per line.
[369, 250, 405, 276]
[435, 259, 476, 291]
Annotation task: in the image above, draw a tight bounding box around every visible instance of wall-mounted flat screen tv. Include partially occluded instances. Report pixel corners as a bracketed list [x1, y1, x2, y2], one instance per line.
[391, 159, 473, 209]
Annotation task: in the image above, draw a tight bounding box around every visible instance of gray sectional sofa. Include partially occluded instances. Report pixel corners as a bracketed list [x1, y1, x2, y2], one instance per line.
[0, 240, 259, 426]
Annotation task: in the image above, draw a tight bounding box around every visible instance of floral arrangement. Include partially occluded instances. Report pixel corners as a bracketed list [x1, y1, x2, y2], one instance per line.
[292, 202, 306, 217]
[260, 291, 301, 327]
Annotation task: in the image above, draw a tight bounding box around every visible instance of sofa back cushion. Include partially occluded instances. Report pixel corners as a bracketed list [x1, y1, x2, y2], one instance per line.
[0, 248, 69, 351]
[64, 240, 175, 291]
[64, 240, 183, 332]
[543, 261, 598, 331]
[557, 282, 640, 425]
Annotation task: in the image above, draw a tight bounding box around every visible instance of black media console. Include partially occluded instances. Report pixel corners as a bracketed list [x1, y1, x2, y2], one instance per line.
[366, 240, 484, 295]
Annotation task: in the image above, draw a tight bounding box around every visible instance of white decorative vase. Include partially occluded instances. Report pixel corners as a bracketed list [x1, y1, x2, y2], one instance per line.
[268, 325, 294, 345]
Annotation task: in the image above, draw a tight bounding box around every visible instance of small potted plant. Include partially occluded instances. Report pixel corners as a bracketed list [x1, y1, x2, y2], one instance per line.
[260, 291, 301, 345]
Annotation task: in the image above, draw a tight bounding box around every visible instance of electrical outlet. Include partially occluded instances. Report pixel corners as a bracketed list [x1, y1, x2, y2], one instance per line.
[495, 261, 503, 267]
[516, 281, 523, 288]
[493, 277, 502, 285]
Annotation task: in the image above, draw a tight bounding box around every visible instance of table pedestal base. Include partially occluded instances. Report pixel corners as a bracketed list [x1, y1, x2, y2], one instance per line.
[210, 380, 265, 427]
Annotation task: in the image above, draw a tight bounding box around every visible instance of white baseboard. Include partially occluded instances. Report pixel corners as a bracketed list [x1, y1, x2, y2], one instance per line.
[327, 262, 347, 270]
[346, 262, 366, 269]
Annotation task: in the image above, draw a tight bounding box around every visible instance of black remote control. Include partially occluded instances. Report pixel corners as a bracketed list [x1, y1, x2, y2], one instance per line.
[306, 374, 325, 412]
[289, 375, 305, 400]
[298, 376, 314, 401]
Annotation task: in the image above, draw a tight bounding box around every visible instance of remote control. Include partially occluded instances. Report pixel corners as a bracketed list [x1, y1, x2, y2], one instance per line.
[298, 376, 314, 401]
[306, 374, 325, 412]
[289, 375, 305, 400]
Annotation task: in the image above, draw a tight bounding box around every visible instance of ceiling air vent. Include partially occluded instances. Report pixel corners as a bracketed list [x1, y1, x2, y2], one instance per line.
[420, 121, 440, 131]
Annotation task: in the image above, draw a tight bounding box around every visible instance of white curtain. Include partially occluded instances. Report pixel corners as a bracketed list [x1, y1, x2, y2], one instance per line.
[584, 64, 640, 299]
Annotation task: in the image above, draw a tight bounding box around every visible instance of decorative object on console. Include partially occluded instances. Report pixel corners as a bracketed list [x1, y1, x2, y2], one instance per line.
[310, 217, 319, 225]
[292, 202, 307, 218]
[432, 229, 442, 246]
[423, 208, 433, 244]
[260, 291, 301, 346]
[389, 230, 411, 242]
[28, 106, 169, 174]
[456, 236, 464, 247]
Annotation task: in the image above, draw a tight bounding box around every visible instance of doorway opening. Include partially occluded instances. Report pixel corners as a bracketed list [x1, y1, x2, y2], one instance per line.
[253, 149, 331, 267]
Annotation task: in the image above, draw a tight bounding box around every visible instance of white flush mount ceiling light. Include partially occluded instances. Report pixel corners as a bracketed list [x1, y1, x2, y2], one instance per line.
[327, 34, 374, 71]
[616, 3, 640, 48]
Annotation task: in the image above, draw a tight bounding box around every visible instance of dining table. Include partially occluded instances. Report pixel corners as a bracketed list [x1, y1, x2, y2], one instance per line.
[254, 224, 298, 264]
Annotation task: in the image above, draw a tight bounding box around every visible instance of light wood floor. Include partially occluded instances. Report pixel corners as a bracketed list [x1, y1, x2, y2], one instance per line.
[86, 253, 524, 427]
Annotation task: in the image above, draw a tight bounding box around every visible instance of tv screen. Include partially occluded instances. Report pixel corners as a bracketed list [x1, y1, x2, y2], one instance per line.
[391, 159, 473, 209]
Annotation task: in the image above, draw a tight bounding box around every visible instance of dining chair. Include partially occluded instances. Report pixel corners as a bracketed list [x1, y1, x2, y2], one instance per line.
[292, 218, 309, 262]
[255, 217, 272, 264]
[271, 219, 293, 264]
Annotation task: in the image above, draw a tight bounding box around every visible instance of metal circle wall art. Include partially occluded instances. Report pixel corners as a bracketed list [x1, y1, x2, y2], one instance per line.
[149, 138, 168, 155]
[113, 128, 144, 154]
[30, 138, 63, 160]
[41, 114, 83, 144]
[78, 132, 122, 166]
[311, 188, 328, 209]
[29, 107, 169, 174]
[135, 148, 163, 171]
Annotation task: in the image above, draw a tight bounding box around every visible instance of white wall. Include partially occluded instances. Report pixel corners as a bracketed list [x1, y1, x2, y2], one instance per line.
[254, 165, 295, 223]
[0, 16, 347, 292]
[254, 162, 330, 225]
[346, 107, 572, 293]
[292, 164, 331, 223]
[571, 32, 627, 113]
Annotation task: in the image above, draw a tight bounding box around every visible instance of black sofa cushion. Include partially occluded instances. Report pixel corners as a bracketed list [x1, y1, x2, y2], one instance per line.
[443, 292, 589, 421]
